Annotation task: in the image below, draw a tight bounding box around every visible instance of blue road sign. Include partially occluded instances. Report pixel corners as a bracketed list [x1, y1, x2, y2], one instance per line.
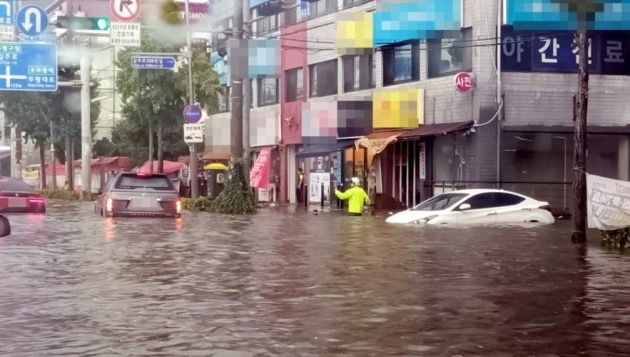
[0, 0, 14, 25]
[183, 105, 203, 124]
[0, 42, 57, 92]
[131, 56, 177, 70]
[16, 5, 48, 37]
[23, 31, 58, 43]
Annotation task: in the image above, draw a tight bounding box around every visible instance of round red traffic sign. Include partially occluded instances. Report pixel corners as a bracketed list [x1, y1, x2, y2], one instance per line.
[110, 0, 142, 22]
[454, 72, 474, 93]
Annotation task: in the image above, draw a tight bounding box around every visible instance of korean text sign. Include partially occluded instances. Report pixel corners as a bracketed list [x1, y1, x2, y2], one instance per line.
[250, 148, 272, 189]
[586, 174, 630, 231]
[501, 26, 630, 75]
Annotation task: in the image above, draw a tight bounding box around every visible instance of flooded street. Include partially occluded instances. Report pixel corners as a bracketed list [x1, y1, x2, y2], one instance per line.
[1, 201, 629, 356]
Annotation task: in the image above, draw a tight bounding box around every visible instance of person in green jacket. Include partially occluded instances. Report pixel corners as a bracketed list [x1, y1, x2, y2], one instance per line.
[335, 177, 371, 216]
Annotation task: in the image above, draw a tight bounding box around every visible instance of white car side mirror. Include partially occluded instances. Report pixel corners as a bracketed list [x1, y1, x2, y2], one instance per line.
[458, 203, 471, 211]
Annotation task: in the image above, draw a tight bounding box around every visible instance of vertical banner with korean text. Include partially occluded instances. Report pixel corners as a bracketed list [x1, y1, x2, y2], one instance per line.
[586, 174, 630, 230]
[250, 148, 272, 189]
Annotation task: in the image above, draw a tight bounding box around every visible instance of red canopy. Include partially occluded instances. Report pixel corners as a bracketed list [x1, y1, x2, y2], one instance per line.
[44, 163, 67, 176]
[137, 160, 184, 174]
[72, 156, 132, 172]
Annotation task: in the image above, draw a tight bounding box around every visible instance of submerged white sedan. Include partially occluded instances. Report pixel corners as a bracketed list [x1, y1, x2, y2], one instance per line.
[385, 189, 555, 225]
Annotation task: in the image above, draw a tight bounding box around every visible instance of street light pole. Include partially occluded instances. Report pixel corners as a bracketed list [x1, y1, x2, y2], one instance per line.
[555, 136, 567, 211]
[185, 0, 199, 198]
[80, 50, 92, 195]
[50, 119, 57, 189]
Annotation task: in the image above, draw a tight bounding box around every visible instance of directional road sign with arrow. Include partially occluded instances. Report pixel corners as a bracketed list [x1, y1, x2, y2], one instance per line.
[16, 5, 48, 37]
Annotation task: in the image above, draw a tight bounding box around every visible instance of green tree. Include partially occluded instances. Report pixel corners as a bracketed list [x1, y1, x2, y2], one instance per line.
[0, 82, 101, 188]
[161, 0, 182, 25]
[114, 29, 219, 173]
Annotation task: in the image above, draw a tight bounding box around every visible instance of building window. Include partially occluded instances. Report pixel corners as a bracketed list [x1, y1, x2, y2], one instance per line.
[310, 0, 336, 19]
[211, 18, 231, 52]
[283, 0, 298, 25]
[428, 27, 473, 78]
[342, 54, 373, 92]
[285, 67, 304, 102]
[218, 86, 229, 112]
[258, 78, 279, 106]
[343, 0, 371, 9]
[382, 41, 420, 86]
[309, 59, 338, 97]
[255, 14, 278, 36]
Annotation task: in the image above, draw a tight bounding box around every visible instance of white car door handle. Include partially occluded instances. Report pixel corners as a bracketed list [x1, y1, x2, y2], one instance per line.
[487, 212, 497, 216]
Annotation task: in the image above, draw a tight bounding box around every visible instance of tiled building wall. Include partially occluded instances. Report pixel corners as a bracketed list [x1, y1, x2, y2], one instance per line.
[503, 73, 630, 127]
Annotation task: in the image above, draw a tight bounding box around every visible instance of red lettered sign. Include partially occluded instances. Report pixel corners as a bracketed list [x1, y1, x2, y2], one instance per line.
[250, 148, 272, 189]
[454, 72, 474, 93]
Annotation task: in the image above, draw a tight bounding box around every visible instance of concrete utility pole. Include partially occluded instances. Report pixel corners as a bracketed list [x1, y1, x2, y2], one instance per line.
[185, 0, 199, 198]
[572, 32, 589, 244]
[50, 120, 57, 189]
[230, 0, 244, 159]
[81, 51, 92, 194]
[242, 0, 251, 177]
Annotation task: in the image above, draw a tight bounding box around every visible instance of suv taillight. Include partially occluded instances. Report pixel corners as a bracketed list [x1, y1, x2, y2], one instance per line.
[106, 198, 113, 212]
[176, 200, 182, 214]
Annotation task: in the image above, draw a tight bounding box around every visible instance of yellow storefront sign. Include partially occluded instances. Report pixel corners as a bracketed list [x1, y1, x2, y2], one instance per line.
[373, 88, 424, 129]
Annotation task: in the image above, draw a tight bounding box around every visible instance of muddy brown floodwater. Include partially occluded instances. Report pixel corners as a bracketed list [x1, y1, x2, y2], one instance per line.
[0, 201, 629, 356]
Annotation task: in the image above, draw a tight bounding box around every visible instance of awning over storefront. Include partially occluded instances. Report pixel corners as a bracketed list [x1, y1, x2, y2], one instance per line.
[398, 121, 474, 140]
[296, 140, 355, 158]
[202, 152, 231, 161]
[355, 129, 409, 154]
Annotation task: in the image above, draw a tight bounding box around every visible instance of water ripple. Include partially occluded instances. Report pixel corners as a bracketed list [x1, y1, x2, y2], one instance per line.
[0, 202, 628, 356]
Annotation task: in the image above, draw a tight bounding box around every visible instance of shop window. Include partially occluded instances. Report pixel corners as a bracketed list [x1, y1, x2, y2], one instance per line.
[285, 67, 304, 102]
[258, 78, 279, 106]
[342, 54, 373, 92]
[428, 27, 473, 78]
[382, 41, 420, 86]
[309, 59, 338, 97]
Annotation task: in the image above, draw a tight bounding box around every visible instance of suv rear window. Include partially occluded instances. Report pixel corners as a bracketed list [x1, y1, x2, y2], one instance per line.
[114, 174, 174, 191]
[0, 178, 34, 192]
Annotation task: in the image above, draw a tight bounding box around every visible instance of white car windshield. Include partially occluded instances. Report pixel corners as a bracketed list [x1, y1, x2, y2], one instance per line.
[411, 193, 468, 211]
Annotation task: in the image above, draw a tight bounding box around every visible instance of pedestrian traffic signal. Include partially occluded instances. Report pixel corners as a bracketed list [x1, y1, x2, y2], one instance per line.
[56, 16, 111, 31]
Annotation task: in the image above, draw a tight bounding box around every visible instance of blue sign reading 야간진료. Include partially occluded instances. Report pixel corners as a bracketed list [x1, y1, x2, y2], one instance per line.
[501, 26, 630, 76]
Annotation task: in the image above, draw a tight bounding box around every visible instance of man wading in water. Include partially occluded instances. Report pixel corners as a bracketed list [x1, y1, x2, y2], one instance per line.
[334, 177, 371, 216]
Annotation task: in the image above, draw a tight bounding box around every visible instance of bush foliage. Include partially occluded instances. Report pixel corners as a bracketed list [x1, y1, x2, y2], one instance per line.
[601, 228, 630, 249]
[181, 197, 214, 211]
[39, 189, 99, 202]
[212, 158, 256, 215]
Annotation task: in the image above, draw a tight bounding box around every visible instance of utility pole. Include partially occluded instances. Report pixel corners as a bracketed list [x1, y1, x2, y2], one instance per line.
[572, 32, 589, 244]
[230, 0, 244, 159]
[242, 0, 251, 177]
[184, 0, 199, 198]
[80, 50, 92, 194]
[50, 120, 57, 189]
